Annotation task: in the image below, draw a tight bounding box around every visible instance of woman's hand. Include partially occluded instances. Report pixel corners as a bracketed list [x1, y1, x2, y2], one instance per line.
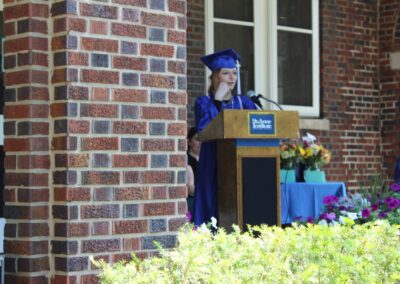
[214, 82, 231, 101]
[186, 165, 195, 197]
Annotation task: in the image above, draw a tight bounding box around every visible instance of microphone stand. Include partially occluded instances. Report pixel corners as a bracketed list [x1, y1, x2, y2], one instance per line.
[259, 96, 283, 111]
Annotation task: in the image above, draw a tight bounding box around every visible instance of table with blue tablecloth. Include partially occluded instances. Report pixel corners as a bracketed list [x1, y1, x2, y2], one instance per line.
[281, 182, 347, 224]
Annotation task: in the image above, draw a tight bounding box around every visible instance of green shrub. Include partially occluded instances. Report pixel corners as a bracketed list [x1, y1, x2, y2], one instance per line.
[95, 221, 400, 283]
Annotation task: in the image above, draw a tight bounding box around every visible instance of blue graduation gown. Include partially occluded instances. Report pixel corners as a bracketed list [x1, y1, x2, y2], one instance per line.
[193, 94, 257, 226]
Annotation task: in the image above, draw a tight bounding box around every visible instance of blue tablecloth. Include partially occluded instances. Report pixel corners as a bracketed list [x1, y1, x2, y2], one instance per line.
[281, 182, 347, 224]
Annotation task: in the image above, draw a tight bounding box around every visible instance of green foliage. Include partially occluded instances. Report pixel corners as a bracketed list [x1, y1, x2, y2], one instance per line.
[96, 222, 400, 283]
[359, 174, 389, 204]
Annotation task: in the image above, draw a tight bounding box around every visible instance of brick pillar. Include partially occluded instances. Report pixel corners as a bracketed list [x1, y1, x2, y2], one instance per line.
[3, 0, 188, 282]
[3, 0, 52, 282]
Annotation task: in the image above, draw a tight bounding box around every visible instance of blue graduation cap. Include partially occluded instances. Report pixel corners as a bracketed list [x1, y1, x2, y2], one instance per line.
[200, 48, 241, 71]
[200, 48, 242, 95]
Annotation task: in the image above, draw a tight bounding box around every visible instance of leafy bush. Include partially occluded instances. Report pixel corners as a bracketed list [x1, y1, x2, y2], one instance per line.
[95, 221, 400, 283]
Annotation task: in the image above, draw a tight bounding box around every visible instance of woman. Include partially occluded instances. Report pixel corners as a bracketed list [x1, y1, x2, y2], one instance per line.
[193, 48, 257, 226]
[186, 127, 201, 220]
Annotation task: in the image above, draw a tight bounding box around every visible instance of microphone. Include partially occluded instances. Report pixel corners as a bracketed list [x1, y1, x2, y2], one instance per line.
[246, 90, 284, 111]
[246, 90, 263, 109]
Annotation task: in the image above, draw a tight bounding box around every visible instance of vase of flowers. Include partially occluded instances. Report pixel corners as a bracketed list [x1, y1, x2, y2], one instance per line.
[298, 140, 331, 183]
[279, 141, 299, 183]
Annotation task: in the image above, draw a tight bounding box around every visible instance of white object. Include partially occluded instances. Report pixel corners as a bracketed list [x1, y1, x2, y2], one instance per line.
[302, 132, 317, 143]
[235, 59, 241, 95]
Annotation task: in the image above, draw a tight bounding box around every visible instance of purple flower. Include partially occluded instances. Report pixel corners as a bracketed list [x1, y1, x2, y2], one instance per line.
[388, 201, 399, 210]
[384, 196, 396, 205]
[390, 183, 400, 192]
[362, 208, 371, 219]
[320, 212, 336, 221]
[385, 197, 399, 210]
[371, 203, 379, 211]
[306, 216, 314, 223]
[323, 195, 338, 205]
[378, 211, 388, 219]
[326, 212, 336, 220]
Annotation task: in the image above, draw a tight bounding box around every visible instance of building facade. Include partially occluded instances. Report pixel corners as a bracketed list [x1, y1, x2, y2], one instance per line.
[0, 0, 399, 282]
[188, 0, 400, 189]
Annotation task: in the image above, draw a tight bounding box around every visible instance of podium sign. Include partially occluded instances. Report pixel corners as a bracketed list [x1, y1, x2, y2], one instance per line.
[249, 113, 275, 135]
[199, 110, 299, 231]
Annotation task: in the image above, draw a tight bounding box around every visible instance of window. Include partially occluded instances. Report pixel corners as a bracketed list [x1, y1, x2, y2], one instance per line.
[205, 0, 320, 117]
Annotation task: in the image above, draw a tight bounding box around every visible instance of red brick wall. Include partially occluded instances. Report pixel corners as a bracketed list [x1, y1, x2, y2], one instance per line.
[3, 0, 188, 282]
[186, 0, 205, 126]
[318, 1, 382, 190]
[379, 0, 400, 180]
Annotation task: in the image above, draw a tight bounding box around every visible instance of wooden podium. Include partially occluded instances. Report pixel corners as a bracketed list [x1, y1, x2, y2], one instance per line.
[199, 110, 299, 231]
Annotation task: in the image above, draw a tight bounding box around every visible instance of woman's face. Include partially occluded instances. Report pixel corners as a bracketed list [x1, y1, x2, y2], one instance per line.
[216, 68, 238, 91]
[188, 135, 201, 155]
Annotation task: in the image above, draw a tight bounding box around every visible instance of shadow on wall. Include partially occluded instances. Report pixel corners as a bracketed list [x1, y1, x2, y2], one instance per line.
[395, 157, 400, 182]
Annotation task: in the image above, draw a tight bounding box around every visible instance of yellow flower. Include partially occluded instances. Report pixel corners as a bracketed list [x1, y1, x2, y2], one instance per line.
[298, 146, 306, 156]
[300, 142, 331, 170]
[339, 216, 355, 226]
[305, 148, 313, 157]
[322, 153, 331, 163]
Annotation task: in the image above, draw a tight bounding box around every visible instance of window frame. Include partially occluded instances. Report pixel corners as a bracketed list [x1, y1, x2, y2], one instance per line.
[205, 0, 320, 117]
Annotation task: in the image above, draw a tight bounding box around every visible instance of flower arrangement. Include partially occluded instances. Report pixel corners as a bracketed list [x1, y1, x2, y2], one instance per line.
[298, 141, 331, 170]
[279, 141, 299, 170]
[314, 180, 400, 226]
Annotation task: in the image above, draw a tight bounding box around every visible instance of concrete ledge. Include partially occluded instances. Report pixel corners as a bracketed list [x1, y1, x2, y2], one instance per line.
[300, 118, 330, 131]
